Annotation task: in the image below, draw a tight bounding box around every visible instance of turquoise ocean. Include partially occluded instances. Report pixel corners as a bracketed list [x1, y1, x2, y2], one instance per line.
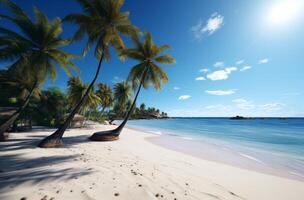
[124, 118, 304, 180]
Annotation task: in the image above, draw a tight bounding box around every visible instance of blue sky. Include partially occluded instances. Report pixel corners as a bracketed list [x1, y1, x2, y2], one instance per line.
[1, 0, 304, 117]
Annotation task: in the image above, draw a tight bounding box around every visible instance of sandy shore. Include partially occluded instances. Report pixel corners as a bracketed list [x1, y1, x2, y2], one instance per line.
[1, 125, 304, 200]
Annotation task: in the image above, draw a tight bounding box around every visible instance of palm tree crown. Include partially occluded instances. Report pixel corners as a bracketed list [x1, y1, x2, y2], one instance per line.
[113, 81, 132, 106]
[64, 0, 139, 59]
[67, 77, 101, 114]
[0, 69, 41, 103]
[0, 0, 78, 81]
[120, 32, 176, 90]
[96, 83, 113, 111]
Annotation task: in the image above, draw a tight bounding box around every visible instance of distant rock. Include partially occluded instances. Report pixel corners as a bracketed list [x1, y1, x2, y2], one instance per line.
[230, 115, 254, 120]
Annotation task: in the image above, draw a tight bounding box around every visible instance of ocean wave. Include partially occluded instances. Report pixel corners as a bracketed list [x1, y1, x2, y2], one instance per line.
[148, 130, 162, 135]
[239, 153, 264, 164]
[178, 136, 193, 140]
[289, 171, 304, 178]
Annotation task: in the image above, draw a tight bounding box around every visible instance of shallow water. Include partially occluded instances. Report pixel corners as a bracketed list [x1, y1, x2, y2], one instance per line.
[124, 118, 304, 180]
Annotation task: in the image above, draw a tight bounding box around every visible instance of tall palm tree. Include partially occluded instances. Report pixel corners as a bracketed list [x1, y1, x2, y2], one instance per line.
[96, 83, 113, 113]
[90, 32, 175, 141]
[39, 0, 139, 148]
[67, 76, 101, 115]
[0, 0, 77, 141]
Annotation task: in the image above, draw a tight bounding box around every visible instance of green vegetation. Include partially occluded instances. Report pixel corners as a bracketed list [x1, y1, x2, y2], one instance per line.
[0, 76, 167, 130]
[0, 0, 175, 146]
[132, 103, 168, 119]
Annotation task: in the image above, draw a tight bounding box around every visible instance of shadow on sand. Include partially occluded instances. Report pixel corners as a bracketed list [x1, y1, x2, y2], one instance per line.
[0, 131, 95, 194]
[1, 131, 91, 152]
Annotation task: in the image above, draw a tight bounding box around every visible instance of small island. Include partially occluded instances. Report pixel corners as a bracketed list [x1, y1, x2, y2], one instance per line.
[230, 115, 255, 120]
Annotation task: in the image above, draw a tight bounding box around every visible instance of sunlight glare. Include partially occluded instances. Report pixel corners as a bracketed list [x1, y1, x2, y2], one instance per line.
[268, 0, 303, 25]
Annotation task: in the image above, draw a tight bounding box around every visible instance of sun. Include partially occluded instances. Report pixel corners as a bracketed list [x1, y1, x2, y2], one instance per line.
[268, 0, 303, 25]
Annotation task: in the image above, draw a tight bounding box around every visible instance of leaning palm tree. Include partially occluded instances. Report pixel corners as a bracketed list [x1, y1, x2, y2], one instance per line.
[0, 69, 41, 140]
[90, 32, 175, 141]
[0, 0, 77, 141]
[38, 0, 139, 148]
[67, 77, 101, 115]
[96, 83, 113, 113]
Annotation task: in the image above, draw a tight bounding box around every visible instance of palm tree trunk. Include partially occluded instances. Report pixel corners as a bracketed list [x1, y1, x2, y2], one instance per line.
[89, 68, 148, 141]
[38, 51, 105, 148]
[0, 80, 38, 141]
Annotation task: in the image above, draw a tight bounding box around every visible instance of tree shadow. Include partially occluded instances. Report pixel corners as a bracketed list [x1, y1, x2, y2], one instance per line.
[0, 130, 96, 195]
[0, 133, 90, 152]
[0, 153, 94, 193]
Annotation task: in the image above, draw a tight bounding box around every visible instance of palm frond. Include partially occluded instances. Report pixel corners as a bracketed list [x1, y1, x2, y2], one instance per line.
[0, 0, 30, 20]
[154, 55, 176, 64]
[0, 3, 77, 86]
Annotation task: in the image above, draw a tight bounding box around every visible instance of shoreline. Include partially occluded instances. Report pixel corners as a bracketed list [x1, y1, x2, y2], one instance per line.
[1, 126, 304, 200]
[126, 125, 304, 182]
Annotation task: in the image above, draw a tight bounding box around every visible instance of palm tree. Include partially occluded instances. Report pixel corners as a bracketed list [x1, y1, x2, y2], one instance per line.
[90, 32, 175, 141]
[0, 69, 41, 140]
[0, 69, 41, 108]
[96, 83, 113, 113]
[38, 0, 139, 148]
[113, 81, 132, 116]
[67, 77, 101, 115]
[0, 0, 77, 141]
[67, 77, 100, 127]
[33, 87, 67, 127]
[139, 103, 146, 113]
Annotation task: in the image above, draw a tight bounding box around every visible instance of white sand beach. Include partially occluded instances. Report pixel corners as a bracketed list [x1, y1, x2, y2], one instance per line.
[1, 125, 304, 200]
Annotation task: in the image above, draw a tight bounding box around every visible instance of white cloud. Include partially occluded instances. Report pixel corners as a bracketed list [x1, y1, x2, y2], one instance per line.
[259, 58, 269, 64]
[233, 99, 255, 110]
[195, 76, 206, 81]
[240, 66, 252, 72]
[213, 61, 224, 68]
[178, 95, 191, 100]
[199, 68, 209, 73]
[191, 13, 224, 39]
[173, 87, 180, 90]
[262, 103, 285, 111]
[225, 66, 237, 73]
[236, 60, 244, 65]
[204, 13, 224, 34]
[206, 67, 237, 81]
[207, 70, 229, 80]
[205, 89, 236, 96]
